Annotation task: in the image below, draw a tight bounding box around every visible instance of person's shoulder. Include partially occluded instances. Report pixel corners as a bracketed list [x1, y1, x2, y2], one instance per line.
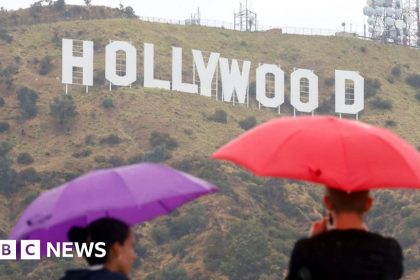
[95, 269, 129, 280]
[60, 268, 129, 280]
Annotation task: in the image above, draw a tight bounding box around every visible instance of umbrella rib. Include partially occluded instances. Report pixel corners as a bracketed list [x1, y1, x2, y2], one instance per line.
[336, 121, 350, 190]
[158, 200, 172, 213]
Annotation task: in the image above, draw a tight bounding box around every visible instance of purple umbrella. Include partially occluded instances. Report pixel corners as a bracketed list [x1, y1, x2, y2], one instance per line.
[10, 162, 218, 256]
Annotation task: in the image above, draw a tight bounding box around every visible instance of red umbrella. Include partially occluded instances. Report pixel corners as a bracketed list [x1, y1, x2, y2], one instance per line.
[213, 116, 420, 192]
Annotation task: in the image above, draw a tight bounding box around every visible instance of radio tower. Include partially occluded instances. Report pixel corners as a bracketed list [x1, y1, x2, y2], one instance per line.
[364, 0, 419, 47]
[234, 0, 258, 31]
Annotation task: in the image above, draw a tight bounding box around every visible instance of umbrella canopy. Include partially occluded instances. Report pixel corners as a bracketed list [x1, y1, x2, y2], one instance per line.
[213, 116, 420, 192]
[10, 162, 218, 255]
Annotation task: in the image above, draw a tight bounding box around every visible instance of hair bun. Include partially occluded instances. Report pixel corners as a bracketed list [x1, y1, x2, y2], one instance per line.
[68, 226, 89, 243]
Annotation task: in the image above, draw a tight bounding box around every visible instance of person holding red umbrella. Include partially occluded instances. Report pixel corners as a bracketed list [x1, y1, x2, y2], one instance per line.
[285, 187, 403, 280]
[213, 116, 420, 280]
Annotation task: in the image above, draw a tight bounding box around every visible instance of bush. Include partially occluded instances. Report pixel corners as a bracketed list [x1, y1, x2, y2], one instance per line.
[170, 238, 189, 257]
[385, 120, 396, 127]
[149, 132, 178, 150]
[167, 205, 208, 239]
[0, 29, 13, 43]
[364, 78, 381, 98]
[17, 87, 39, 119]
[143, 145, 171, 163]
[406, 74, 420, 88]
[415, 93, 420, 101]
[398, 230, 417, 247]
[359, 46, 367, 53]
[38, 56, 53, 75]
[72, 149, 92, 158]
[100, 134, 121, 145]
[94, 155, 107, 163]
[208, 109, 227, 124]
[127, 154, 144, 164]
[17, 168, 40, 183]
[0, 97, 4, 107]
[102, 97, 114, 109]
[108, 155, 125, 167]
[220, 222, 270, 280]
[147, 263, 190, 280]
[84, 135, 96, 146]
[239, 116, 257, 130]
[391, 65, 401, 77]
[204, 232, 226, 271]
[405, 216, 420, 229]
[324, 78, 335, 86]
[53, 0, 66, 11]
[369, 97, 392, 110]
[151, 225, 171, 245]
[17, 152, 34, 165]
[0, 122, 10, 133]
[49, 94, 78, 126]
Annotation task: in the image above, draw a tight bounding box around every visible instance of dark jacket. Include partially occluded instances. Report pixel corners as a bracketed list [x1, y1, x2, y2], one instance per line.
[286, 229, 403, 280]
[60, 268, 129, 280]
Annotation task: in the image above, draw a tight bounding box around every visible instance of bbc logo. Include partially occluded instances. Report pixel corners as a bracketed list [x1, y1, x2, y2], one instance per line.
[0, 240, 40, 260]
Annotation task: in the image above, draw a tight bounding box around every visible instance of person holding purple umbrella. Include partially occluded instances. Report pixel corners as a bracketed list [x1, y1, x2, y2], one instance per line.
[60, 218, 136, 280]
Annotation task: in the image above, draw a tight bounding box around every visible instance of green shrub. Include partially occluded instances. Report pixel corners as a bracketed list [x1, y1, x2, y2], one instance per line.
[398, 229, 417, 247]
[391, 65, 401, 77]
[108, 155, 125, 167]
[0, 122, 10, 133]
[127, 154, 144, 164]
[364, 78, 381, 98]
[149, 132, 178, 150]
[17, 168, 40, 183]
[143, 145, 171, 163]
[170, 238, 189, 257]
[406, 74, 420, 88]
[220, 222, 270, 280]
[369, 97, 392, 110]
[415, 93, 420, 101]
[147, 263, 190, 280]
[239, 116, 257, 130]
[208, 109, 227, 124]
[0, 29, 13, 43]
[385, 120, 396, 127]
[84, 135, 96, 146]
[17, 152, 34, 165]
[102, 97, 114, 109]
[72, 149, 92, 158]
[100, 134, 121, 145]
[49, 94, 78, 126]
[151, 225, 171, 245]
[53, 0, 66, 11]
[405, 215, 420, 229]
[167, 205, 208, 239]
[94, 155, 107, 163]
[359, 46, 367, 53]
[324, 78, 335, 86]
[38, 56, 53, 75]
[204, 232, 225, 271]
[17, 87, 39, 119]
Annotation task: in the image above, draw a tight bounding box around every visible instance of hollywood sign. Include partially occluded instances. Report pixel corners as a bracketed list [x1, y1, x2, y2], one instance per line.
[62, 39, 364, 116]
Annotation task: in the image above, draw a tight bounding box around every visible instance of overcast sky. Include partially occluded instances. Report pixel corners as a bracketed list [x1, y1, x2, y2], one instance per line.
[0, 0, 368, 32]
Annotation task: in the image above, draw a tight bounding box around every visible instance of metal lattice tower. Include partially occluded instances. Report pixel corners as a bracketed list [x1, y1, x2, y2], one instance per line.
[364, 0, 419, 47]
[234, 1, 258, 31]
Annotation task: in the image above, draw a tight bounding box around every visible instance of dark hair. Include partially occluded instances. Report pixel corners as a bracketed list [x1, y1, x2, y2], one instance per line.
[68, 217, 130, 265]
[327, 187, 370, 214]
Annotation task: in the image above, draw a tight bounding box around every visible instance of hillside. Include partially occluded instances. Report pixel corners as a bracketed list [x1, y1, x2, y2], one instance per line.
[0, 9, 420, 280]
